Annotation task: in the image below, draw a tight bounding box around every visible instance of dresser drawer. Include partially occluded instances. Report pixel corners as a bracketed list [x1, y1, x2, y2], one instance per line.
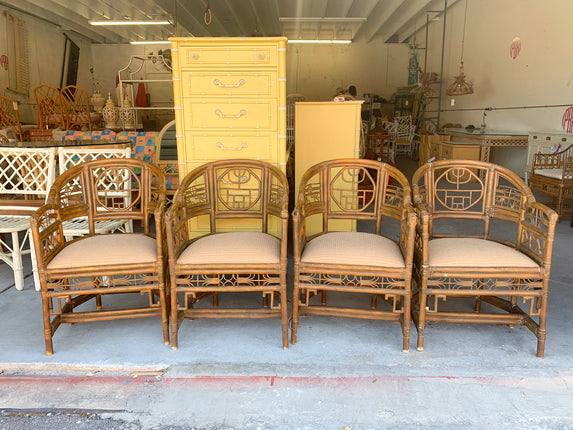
[179, 44, 278, 68]
[184, 100, 277, 130]
[182, 71, 277, 98]
[184, 133, 277, 161]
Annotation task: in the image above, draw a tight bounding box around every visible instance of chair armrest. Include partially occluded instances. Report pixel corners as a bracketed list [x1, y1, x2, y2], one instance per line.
[413, 200, 431, 267]
[165, 200, 192, 261]
[30, 204, 65, 268]
[398, 202, 418, 266]
[154, 199, 166, 260]
[291, 206, 307, 264]
[517, 202, 558, 267]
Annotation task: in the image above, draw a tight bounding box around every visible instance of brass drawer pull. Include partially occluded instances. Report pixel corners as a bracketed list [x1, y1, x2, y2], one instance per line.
[216, 142, 247, 151]
[215, 109, 246, 118]
[213, 78, 246, 88]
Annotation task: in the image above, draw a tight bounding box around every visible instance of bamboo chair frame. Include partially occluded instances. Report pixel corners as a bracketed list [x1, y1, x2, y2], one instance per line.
[30, 158, 168, 355]
[411, 159, 558, 358]
[34, 84, 66, 130]
[61, 85, 94, 130]
[57, 146, 134, 239]
[165, 159, 290, 350]
[0, 94, 27, 141]
[528, 144, 573, 219]
[291, 159, 417, 352]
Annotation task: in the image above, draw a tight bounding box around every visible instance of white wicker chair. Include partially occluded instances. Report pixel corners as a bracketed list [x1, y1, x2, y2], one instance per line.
[0, 147, 57, 290]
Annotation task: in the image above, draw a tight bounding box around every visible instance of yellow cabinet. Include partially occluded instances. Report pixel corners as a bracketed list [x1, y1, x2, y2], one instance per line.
[294, 101, 363, 234]
[435, 141, 481, 161]
[170, 37, 286, 233]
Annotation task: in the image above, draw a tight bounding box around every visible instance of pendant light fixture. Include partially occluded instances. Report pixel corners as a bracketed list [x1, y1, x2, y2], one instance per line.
[446, 0, 473, 96]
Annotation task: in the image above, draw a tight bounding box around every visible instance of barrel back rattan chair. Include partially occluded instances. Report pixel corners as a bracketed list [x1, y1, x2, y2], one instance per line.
[528, 144, 573, 220]
[291, 159, 417, 352]
[30, 158, 168, 355]
[411, 159, 558, 357]
[165, 159, 289, 350]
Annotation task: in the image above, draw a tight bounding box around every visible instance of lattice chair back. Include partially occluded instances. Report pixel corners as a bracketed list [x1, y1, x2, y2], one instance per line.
[0, 147, 57, 201]
[413, 159, 534, 242]
[0, 147, 57, 291]
[392, 115, 416, 156]
[34, 84, 65, 130]
[297, 158, 410, 235]
[61, 85, 92, 130]
[174, 159, 288, 238]
[48, 158, 165, 236]
[0, 95, 24, 141]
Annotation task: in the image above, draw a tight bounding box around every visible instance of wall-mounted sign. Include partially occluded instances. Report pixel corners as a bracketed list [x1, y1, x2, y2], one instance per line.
[562, 107, 573, 133]
[0, 55, 8, 70]
[510, 37, 521, 59]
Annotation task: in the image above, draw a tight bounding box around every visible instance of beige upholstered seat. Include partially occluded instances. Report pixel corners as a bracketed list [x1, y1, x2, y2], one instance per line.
[412, 159, 558, 358]
[292, 159, 416, 352]
[165, 159, 290, 350]
[177, 232, 281, 265]
[30, 158, 168, 355]
[428, 238, 539, 268]
[301, 232, 405, 268]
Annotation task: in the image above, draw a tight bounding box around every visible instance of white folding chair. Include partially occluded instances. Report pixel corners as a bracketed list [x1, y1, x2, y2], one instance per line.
[0, 147, 57, 290]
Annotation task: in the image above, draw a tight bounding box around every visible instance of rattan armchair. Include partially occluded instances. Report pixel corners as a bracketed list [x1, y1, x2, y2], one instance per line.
[528, 144, 573, 219]
[30, 158, 169, 355]
[165, 159, 289, 350]
[411, 160, 558, 357]
[291, 159, 417, 352]
[34, 84, 65, 130]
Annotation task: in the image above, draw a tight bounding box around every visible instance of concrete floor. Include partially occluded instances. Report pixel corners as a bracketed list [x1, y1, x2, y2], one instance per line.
[1, 158, 573, 429]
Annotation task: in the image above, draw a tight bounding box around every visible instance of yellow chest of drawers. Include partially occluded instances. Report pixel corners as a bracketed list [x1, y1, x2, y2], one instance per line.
[170, 37, 286, 234]
[170, 37, 287, 179]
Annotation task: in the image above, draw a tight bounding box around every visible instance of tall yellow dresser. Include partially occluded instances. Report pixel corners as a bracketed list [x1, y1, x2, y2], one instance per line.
[170, 37, 287, 176]
[170, 37, 287, 233]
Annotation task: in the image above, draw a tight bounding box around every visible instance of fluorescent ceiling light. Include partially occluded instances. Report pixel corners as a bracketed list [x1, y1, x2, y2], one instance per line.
[280, 17, 366, 23]
[288, 39, 352, 44]
[89, 20, 171, 26]
[130, 40, 171, 45]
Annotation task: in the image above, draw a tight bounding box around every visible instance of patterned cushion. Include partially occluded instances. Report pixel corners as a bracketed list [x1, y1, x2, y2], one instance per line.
[117, 131, 158, 163]
[177, 232, 281, 265]
[47, 233, 157, 269]
[428, 238, 539, 268]
[301, 231, 405, 268]
[62, 130, 117, 140]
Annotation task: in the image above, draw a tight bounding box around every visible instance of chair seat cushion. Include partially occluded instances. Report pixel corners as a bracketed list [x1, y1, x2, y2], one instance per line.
[301, 232, 405, 268]
[533, 168, 563, 180]
[48, 233, 157, 270]
[428, 238, 539, 268]
[177, 232, 281, 265]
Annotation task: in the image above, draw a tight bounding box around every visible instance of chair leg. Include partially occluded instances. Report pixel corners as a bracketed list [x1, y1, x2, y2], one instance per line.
[416, 280, 428, 351]
[402, 290, 411, 353]
[291, 273, 300, 345]
[11, 231, 25, 291]
[42, 293, 54, 355]
[29, 230, 41, 291]
[280, 279, 289, 349]
[170, 283, 180, 350]
[159, 285, 170, 345]
[536, 282, 549, 358]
